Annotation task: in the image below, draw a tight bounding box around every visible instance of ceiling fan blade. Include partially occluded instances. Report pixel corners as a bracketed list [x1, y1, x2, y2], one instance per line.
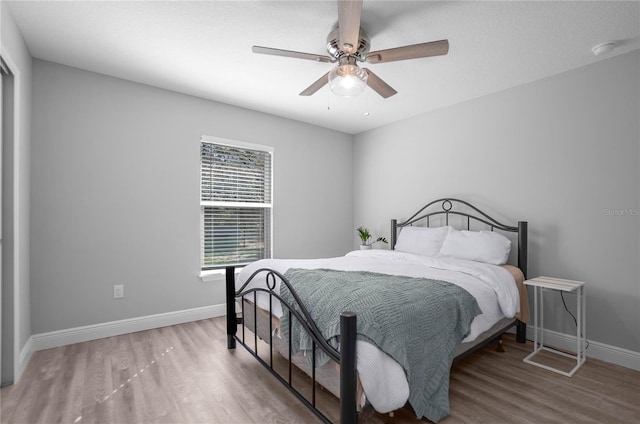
[366, 39, 449, 64]
[338, 0, 362, 55]
[364, 68, 397, 98]
[299, 72, 330, 96]
[252, 46, 332, 63]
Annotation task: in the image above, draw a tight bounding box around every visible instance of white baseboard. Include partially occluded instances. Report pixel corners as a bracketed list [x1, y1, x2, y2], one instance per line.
[18, 308, 639, 380]
[522, 325, 640, 371]
[27, 304, 226, 354]
[16, 336, 34, 382]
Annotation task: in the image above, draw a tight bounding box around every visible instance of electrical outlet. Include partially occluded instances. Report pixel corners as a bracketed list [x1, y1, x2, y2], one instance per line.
[113, 284, 124, 299]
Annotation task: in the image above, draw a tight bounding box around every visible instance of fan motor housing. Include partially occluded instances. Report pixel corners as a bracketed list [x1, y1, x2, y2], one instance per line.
[326, 27, 370, 61]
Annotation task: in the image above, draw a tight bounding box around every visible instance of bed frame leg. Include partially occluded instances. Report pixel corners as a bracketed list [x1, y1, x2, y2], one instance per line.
[495, 338, 505, 353]
[516, 320, 526, 343]
[340, 312, 357, 424]
[226, 266, 237, 349]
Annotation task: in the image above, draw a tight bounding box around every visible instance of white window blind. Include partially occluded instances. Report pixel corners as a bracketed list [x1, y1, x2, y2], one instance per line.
[200, 139, 272, 269]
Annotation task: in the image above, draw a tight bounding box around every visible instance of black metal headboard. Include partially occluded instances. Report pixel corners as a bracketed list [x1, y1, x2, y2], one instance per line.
[390, 198, 528, 277]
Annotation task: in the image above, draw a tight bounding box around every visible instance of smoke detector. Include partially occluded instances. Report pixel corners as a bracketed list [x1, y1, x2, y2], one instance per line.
[591, 41, 617, 56]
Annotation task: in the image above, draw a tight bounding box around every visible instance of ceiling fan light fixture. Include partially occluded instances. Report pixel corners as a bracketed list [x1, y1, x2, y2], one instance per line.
[328, 56, 368, 97]
[253, 1, 449, 99]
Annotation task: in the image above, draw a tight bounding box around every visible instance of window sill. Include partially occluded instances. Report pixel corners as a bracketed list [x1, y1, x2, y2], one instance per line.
[199, 268, 243, 283]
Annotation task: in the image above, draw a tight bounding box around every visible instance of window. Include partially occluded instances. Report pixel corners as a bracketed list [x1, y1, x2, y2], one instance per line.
[200, 137, 273, 270]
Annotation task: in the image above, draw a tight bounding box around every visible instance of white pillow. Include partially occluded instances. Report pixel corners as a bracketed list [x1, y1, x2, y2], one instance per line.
[439, 228, 511, 265]
[394, 225, 450, 257]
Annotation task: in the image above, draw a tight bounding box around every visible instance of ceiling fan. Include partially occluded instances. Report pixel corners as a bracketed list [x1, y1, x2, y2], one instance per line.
[252, 0, 449, 99]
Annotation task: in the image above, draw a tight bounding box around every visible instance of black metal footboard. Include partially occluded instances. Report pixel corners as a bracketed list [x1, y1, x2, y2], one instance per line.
[225, 266, 358, 424]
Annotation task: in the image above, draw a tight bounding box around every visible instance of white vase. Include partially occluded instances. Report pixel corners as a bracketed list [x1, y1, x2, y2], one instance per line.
[360, 245, 371, 250]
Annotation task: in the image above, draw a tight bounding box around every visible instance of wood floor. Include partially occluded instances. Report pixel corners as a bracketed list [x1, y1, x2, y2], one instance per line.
[1, 317, 638, 423]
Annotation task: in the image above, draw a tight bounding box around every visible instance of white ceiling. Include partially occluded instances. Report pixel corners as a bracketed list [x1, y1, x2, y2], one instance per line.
[7, 0, 640, 134]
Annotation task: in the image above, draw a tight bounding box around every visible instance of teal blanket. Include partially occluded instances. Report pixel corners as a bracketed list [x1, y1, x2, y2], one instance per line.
[280, 268, 481, 422]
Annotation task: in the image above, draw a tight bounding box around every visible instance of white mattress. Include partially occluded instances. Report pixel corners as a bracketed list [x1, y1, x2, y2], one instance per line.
[236, 250, 520, 413]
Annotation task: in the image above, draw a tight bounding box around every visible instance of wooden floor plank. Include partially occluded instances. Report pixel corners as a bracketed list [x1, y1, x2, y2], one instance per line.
[1, 317, 639, 424]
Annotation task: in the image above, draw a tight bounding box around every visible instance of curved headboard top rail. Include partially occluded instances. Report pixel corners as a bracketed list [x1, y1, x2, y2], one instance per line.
[398, 198, 518, 231]
[390, 198, 528, 277]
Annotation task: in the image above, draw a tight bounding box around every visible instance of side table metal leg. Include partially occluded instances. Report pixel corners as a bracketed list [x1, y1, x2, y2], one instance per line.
[577, 286, 582, 364]
[533, 286, 538, 349]
[540, 286, 544, 348]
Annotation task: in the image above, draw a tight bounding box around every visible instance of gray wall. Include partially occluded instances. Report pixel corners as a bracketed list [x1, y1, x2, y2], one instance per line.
[31, 60, 353, 334]
[353, 50, 640, 353]
[1, 1, 32, 381]
[22, 35, 640, 356]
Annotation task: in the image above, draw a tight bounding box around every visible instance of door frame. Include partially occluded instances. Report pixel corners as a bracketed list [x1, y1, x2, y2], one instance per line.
[0, 48, 21, 386]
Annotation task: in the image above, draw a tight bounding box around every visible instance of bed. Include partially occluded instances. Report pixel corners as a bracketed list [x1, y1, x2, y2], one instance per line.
[225, 198, 529, 423]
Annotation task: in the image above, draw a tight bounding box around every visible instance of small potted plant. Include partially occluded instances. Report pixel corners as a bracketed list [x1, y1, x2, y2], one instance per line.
[356, 226, 388, 249]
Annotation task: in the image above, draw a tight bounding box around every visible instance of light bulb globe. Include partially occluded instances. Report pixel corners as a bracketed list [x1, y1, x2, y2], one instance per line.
[328, 58, 368, 97]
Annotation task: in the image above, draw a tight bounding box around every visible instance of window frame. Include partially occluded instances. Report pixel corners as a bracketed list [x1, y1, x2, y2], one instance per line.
[200, 135, 274, 271]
